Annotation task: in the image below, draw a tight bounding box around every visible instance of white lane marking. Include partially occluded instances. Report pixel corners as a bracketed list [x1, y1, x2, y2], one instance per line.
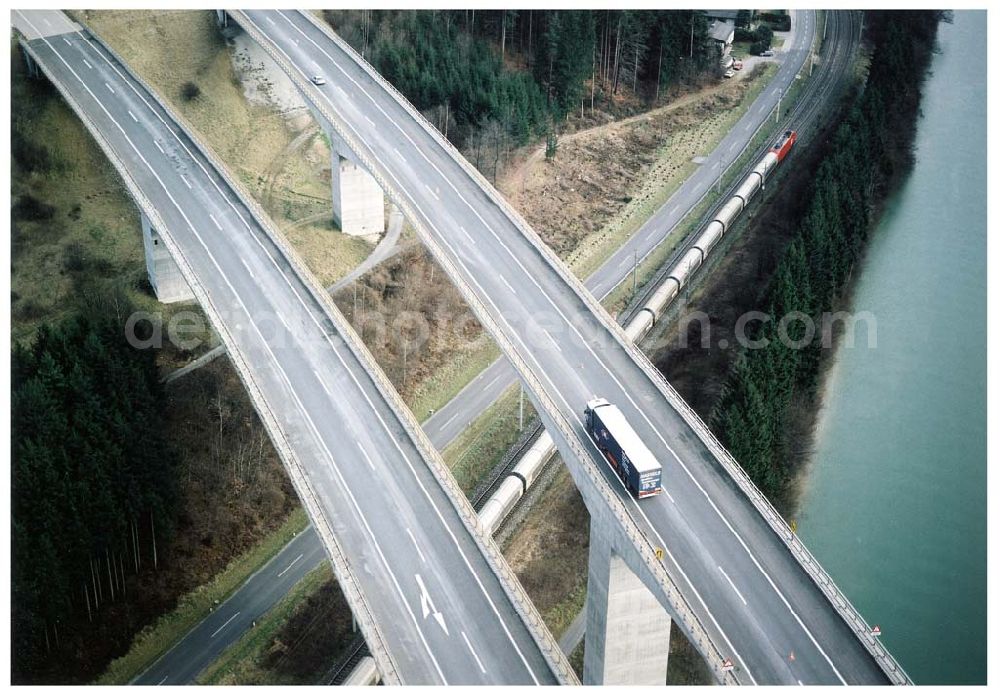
[458, 225, 476, 245]
[210, 612, 241, 638]
[154, 140, 164, 154]
[316, 86, 768, 684]
[393, 147, 407, 164]
[365, 115, 375, 126]
[483, 374, 501, 391]
[156, 676, 168, 686]
[406, 528, 427, 564]
[719, 566, 748, 606]
[462, 631, 487, 674]
[83, 58, 92, 70]
[545, 330, 562, 354]
[313, 368, 332, 395]
[662, 487, 675, 504]
[180, 174, 192, 189]
[414, 574, 449, 635]
[669, 205, 680, 216]
[105, 81, 115, 94]
[425, 184, 440, 201]
[63, 36, 71, 46]
[356, 440, 376, 471]
[438, 412, 458, 431]
[499, 273, 517, 295]
[127, 109, 138, 122]
[208, 213, 222, 230]
[260, 30, 751, 672]
[277, 553, 304, 578]
[265, 15, 275, 25]
[324, 8, 824, 680]
[43, 17, 51, 26]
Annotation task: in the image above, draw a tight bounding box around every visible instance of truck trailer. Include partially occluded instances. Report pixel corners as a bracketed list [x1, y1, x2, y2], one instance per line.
[584, 398, 663, 499]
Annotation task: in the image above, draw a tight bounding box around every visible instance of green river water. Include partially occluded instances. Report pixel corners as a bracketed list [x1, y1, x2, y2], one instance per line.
[796, 12, 986, 685]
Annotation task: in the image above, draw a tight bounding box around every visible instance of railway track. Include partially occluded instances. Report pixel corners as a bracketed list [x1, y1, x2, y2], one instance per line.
[620, 10, 860, 329]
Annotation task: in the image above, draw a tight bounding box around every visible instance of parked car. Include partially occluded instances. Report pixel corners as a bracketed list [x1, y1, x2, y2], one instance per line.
[724, 68, 736, 78]
[761, 49, 775, 57]
[310, 75, 327, 86]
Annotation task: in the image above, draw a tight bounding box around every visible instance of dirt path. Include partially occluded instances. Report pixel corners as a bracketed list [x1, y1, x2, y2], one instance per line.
[261, 122, 321, 213]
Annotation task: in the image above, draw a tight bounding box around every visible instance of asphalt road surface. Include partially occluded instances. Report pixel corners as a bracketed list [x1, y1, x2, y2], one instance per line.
[13, 9, 566, 685]
[243, 9, 894, 685]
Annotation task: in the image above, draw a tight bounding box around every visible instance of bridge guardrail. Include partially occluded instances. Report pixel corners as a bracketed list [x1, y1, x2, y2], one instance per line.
[291, 9, 909, 685]
[244, 10, 741, 684]
[27, 25, 403, 683]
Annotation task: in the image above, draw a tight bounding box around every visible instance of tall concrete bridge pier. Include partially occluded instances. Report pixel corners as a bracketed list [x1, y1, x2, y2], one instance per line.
[308, 104, 385, 238]
[584, 518, 673, 684]
[141, 212, 195, 303]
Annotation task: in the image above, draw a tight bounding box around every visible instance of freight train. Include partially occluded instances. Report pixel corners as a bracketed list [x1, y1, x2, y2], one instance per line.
[628, 130, 798, 340]
[479, 130, 799, 527]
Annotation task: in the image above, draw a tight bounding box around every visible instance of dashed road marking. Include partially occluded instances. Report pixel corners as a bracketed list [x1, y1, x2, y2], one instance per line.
[406, 528, 427, 564]
[719, 566, 748, 606]
[210, 612, 241, 638]
[277, 553, 304, 578]
[462, 631, 487, 673]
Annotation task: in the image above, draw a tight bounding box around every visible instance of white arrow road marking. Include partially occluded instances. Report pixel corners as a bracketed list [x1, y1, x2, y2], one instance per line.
[414, 573, 449, 635]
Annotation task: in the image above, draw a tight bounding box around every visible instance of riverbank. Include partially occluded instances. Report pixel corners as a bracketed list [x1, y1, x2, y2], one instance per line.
[653, 11, 942, 515]
[796, 11, 985, 683]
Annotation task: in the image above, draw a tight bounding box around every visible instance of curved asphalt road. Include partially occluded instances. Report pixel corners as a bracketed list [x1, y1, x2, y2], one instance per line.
[12, 9, 568, 686]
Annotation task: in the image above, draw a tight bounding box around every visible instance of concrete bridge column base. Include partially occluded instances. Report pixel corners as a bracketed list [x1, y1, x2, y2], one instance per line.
[141, 213, 194, 304]
[583, 518, 672, 685]
[331, 152, 384, 238]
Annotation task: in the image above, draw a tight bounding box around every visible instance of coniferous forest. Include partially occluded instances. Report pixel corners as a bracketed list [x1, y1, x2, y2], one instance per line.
[325, 9, 717, 149]
[11, 302, 178, 677]
[711, 11, 943, 502]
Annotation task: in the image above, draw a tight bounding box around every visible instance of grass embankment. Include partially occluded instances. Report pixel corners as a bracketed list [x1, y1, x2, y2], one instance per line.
[9, 40, 202, 352]
[80, 9, 370, 284]
[11, 11, 367, 682]
[196, 562, 356, 685]
[97, 509, 308, 685]
[75, 12, 803, 686]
